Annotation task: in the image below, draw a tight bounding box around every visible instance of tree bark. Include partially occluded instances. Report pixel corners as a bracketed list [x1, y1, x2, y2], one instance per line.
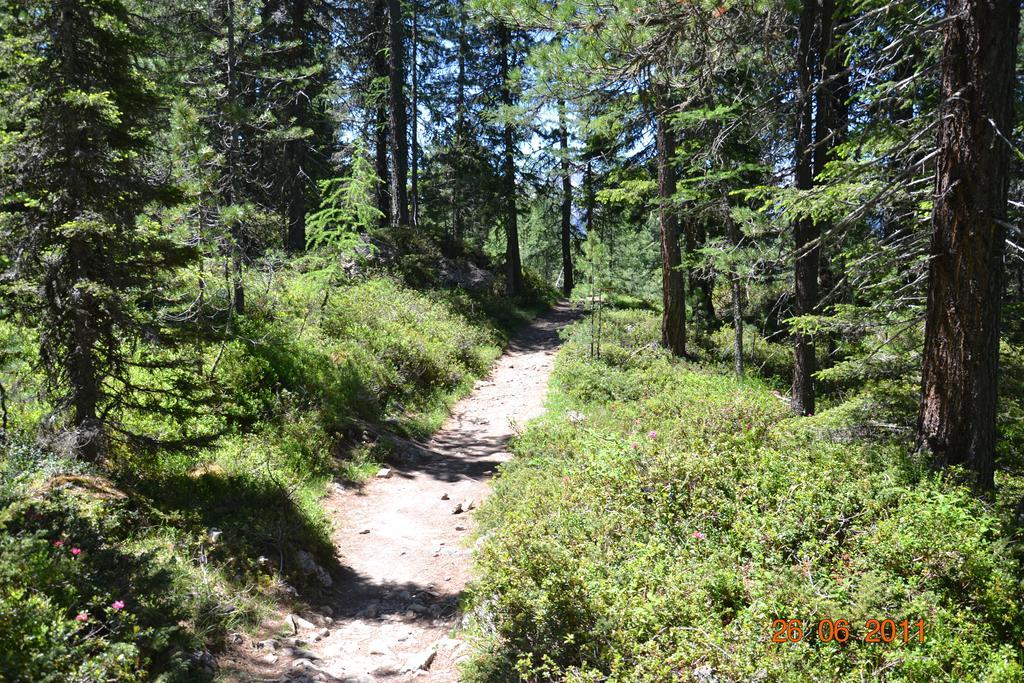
[655, 94, 686, 357]
[225, 0, 245, 315]
[283, 0, 309, 253]
[729, 216, 744, 376]
[917, 0, 1019, 490]
[693, 220, 715, 327]
[371, 0, 390, 229]
[410, 0, 419, 228]
[451, 0, 467, 244]
[792, 0, 818, 415]
[559, 100, 573, 297]
[68, 237, 101, 462]
[498, 24, 523, 296]
[387, 0, 410, 228]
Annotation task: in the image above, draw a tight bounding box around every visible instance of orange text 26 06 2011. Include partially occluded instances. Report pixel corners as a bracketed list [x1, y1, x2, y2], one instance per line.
[771, 618, 925, 644]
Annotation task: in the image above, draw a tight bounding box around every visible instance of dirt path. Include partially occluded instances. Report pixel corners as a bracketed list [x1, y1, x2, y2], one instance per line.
[221, 301, 579, 682]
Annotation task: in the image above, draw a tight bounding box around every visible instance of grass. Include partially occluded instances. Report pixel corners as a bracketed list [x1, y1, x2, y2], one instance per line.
[462, 309, 1024, 682]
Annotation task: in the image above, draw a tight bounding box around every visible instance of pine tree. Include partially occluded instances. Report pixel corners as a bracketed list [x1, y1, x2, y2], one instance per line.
[917, 0, 1020, 489]
[0, 0, 191, 460]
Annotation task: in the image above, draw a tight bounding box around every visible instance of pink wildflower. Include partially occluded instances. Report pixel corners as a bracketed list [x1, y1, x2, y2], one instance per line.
[692, 531, 706, 541]
[70, 547, 81, 556]
[631, 442, 639, 450]
[111, 600, 125, 611]
[52, 540, 64, 548]
[647, 430, 658, 440]
[75, 612, 89, 622]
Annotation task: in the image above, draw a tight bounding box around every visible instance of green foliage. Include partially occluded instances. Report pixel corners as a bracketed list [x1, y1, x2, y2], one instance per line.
[0, 487, 202, 682]
[464, 311, 1024, 682]
[0, 253, 536, 679]
[307, 142, 383, 250]
[0, 0, 196, 455]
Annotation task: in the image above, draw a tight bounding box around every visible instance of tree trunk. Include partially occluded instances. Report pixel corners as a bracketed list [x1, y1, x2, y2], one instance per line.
[583, 159, 594, 236]
[68, 238, 101, 461]
[814, 0, 841, 371]
[694, 220, 715, 327]
[917, 0, 1019, 490]
[387, 0, 410, 228]
[371, 0, 390, 229]
[284, 139, 306, 251]
[498, 24, 523, 296]
[655, 94, 686, 357]
[452, 0, 467, 245]
[559, 100, 573, 297]
[225, 0, 245, 315]
[283, 0, 309, 253]
[729, 217, 744, 376]
[410, 0, 419, 228]
[792, 0, 818, 415]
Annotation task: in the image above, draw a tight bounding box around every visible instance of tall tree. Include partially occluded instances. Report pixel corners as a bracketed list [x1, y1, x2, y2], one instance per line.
[371, 0, 392, 229]
[260, 0, 336, 252]
[917, 0, 1020, 489]
[410, 0, 420, 227]
[654, 90, 686, 357]
[0, 0, 189, 460]
[558, 100, 574, 297]
[387, 0, 411, 228]
[498, 23, 524, 296]
[791, 0, 819, 415]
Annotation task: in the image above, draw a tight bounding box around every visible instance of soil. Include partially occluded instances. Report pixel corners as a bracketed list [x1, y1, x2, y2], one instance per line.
[219, 301, 580, 682]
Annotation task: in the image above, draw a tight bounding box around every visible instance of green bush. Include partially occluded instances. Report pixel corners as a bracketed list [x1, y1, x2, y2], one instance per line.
[0, 488, 199, 682]
[2, 259, 537, 681]
[465, 311, 1024, 682]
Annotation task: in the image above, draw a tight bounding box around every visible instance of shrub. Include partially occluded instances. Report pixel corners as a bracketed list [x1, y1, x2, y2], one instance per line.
[465, 311, 1024, 682]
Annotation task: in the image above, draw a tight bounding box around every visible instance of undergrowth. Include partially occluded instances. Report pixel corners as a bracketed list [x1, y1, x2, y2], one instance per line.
[464, 309, 1024, 682]
[0, 251, 555, 681]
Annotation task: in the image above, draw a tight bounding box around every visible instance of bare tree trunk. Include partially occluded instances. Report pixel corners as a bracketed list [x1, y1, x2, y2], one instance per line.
[498, 24, 523, 296]
[559, 100, 574, 297]
[387, 0, 410, 228]
[655, 93, 686, 357]
[792, 0, 818, 415]
[917, 0, 1019, 490]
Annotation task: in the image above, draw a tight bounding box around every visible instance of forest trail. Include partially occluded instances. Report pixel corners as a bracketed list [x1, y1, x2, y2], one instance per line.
[222, 301, 580, 682]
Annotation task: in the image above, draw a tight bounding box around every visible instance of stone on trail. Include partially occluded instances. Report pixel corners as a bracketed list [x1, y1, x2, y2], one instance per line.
[451, 502, 463, 514]
[286, 613, 317, 633]
[294, 550, 333, 587]
[375, 467, 393, 479]
[402, 648, 436, 672]
[285, 646, 320, 661]
[441, 492, 450, 500]
[368, 638, 393, 655]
